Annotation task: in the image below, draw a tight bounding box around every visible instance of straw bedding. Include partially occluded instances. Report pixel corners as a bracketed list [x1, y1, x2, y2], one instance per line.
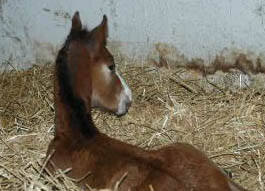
[0, 60, 264, 190]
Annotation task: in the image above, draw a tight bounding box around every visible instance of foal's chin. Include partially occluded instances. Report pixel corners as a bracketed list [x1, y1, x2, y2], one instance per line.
[91, 98, 131, 117]
[91, 105, 129, 117]
[115, 105, 130, 117]
[114, 109, 128, 117]
[106, 107, 129, 117]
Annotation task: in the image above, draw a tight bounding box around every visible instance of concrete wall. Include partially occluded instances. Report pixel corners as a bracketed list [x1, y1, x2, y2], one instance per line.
[1, 0, 265, 71]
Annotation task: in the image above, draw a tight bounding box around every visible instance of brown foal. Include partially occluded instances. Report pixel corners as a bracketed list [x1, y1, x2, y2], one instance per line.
[46, 12, 247, 191]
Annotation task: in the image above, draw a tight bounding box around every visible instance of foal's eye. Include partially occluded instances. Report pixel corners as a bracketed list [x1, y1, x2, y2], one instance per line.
[108, 65, 115, 72]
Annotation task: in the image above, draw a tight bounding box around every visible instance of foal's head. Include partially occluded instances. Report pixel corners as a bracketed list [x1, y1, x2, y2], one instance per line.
[65, 12, 132, 116]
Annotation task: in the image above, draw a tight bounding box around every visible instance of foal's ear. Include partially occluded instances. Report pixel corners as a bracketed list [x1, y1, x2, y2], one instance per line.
[90, 15, 108, 49]
[71, 11, 82, 31]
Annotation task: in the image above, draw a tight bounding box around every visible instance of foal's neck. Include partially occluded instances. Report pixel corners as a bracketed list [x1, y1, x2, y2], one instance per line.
[54, 52, 99, 139]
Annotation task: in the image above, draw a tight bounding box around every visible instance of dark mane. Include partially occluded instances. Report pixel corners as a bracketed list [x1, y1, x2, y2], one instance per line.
[55, 28, 99, 138]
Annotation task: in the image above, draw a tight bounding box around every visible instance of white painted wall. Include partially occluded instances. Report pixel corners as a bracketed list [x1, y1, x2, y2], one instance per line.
[1, 0, 265, 69]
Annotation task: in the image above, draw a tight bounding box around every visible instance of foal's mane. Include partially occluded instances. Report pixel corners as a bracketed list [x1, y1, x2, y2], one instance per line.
[55, 27, 99, 138]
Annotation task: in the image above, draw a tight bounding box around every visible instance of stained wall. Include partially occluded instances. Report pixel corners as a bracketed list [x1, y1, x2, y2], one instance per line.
[1, 0, 265, 71]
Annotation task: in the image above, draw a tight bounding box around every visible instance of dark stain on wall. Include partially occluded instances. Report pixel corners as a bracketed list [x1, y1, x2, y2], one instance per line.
[149, 43, 265, 76]
[186, 54, 265, 75]
[42, 7, 71, 21]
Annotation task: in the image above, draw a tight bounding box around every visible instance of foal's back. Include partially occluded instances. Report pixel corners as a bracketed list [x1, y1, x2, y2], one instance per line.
[98, 135, 245, 191]
[49, 133, 245, 191]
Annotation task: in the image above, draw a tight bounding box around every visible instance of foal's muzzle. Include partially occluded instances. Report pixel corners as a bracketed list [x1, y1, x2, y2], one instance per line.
[116, 95, 132, 116]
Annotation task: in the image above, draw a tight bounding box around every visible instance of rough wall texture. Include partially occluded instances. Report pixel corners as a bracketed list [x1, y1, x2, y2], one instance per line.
[1, 0, 265, 78]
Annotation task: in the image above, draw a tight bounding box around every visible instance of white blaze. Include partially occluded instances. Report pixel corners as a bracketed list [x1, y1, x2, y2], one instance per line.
[116, 69, 132, 115]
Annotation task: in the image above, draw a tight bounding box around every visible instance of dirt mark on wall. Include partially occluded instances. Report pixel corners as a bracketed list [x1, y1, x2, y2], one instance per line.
[186, 53, 265, 75]
[150, 43, 265, 76]
[145, 42, 265, 91]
